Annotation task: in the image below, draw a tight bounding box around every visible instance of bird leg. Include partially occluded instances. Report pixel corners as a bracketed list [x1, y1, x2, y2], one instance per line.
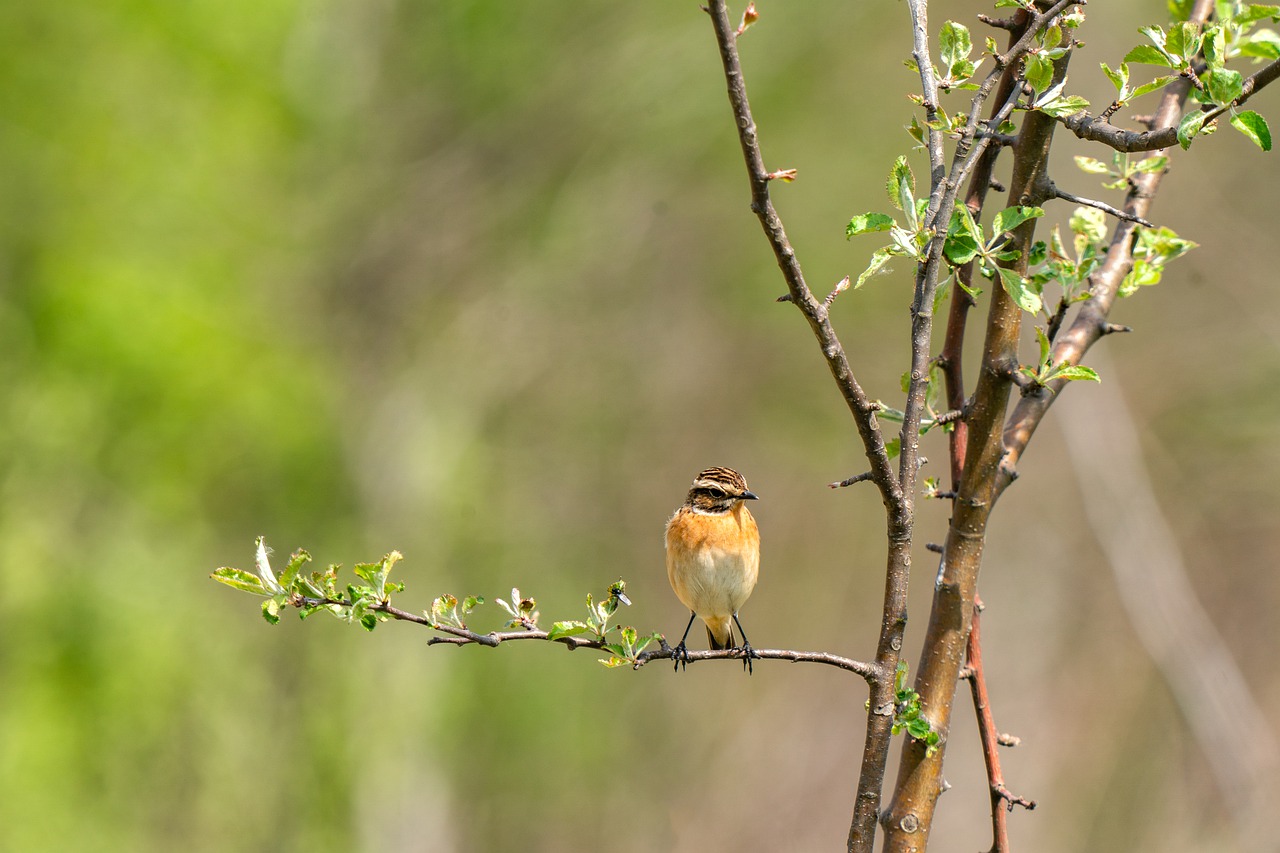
[672, 611, 697, 672]
[732, 613, 756, 675]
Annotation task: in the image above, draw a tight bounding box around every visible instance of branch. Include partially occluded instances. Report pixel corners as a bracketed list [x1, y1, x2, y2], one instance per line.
[1049, 183, 1154, 226]
[999, 0, 1216, 493]
[965, 596, 1035, 853]
[296, 596, 877, 679]
[703, 0, 898, 506]
[1058, 55, 1280, 152]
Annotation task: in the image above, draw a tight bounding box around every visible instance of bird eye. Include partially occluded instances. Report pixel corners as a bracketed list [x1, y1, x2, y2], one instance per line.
[707, 488, 727, 499]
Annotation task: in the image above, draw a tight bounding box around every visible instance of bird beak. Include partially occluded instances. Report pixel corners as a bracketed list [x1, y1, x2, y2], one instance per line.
[740, 490, 760, 501]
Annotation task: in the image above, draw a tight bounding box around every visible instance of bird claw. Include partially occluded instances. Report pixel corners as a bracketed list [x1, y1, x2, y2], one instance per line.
[672, 641, 691, 672]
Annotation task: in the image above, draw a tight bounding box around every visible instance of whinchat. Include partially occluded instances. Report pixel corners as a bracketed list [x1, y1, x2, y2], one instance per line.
[665, 466, 760, 673]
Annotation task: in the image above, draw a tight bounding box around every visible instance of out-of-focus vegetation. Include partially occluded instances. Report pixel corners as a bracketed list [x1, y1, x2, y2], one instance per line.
[2, 2, 1278, 851]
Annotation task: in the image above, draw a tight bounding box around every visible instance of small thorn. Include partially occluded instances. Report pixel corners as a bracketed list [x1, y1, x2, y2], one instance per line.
[1102, 323, 1132, 335]
[776, 293, 794, 303]
[766, 167, 797, 182]
[925, 542, 944, 553]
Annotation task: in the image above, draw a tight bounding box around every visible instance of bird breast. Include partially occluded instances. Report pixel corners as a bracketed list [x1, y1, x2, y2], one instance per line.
[665, 504, 760, 617]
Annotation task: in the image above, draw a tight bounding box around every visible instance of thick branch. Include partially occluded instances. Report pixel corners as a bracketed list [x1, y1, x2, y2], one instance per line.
[999, 0, 1215, 493]
[882, 35, 1075, 853]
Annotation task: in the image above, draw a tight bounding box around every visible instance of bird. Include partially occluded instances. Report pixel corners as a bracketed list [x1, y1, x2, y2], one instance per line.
[665, 466, 761, 673]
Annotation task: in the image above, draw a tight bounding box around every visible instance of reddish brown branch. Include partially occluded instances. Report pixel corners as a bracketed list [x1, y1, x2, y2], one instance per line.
[966, 596, 1035, 853]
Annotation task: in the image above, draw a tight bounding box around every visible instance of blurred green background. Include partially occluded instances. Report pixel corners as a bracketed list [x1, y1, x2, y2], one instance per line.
[3, 1, 1278, 850]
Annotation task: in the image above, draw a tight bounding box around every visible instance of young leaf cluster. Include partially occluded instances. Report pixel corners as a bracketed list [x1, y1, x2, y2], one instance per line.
[211, 536, 406, 630]
[1126, 6, 1280, 149]
[889, 662, 941, 756]
[845, 157, 931, 289]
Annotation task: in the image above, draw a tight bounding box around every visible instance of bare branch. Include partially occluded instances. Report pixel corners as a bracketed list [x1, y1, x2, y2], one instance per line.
[1050, 184, 1154, 227]
[703, 0, 899, 505]
[829, 471, 875, 489]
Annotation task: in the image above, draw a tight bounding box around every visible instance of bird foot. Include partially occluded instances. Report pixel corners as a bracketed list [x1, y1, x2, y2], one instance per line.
[672, 641, 691, 672]
[737, 641, 756, 675]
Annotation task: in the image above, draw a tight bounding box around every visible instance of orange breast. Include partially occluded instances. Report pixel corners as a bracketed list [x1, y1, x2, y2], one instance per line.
[665, 503, 760, 622]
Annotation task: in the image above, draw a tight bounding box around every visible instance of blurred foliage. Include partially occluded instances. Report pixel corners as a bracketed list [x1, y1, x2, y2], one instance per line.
[2, 1, 1278, 851]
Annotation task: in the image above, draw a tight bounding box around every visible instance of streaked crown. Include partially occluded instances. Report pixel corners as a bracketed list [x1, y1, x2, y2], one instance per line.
[684, 466, 759, 513]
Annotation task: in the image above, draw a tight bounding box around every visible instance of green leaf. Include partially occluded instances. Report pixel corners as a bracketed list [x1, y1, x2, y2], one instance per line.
[548, 620, 592, 641]
[991, 205, 1044, 238]
[1132, 155, 1169, 173]
[211, 567, 267, 595]
[940, 21, 973, 76]
[1237, 5, 1280, 25]
[1202, 23, 1227, 69]
[1166, 21, 1202, 63]
[944, 234, 980, 266]
[886, 156, 916, 225]
[995, 266, 1042, 313]
[1130, 75, 1179, 99]
[883, 437, 902, 460]
[1100, 62, 1128, 93]
[1069, 206, 1108, 252]
[262, 597, 282, 625]
[1231, 110, 1273, 150]
[279, 549, 311, 590]
[1024, 53, 1055, 94]
[906, 718, 933, 740]
[1048, 364, 1101, 382]
[1073, 155, 1111, 175]
[1036, 326, 1051, 368]
[856, 246, 900, 288]
[462, 595, 484, 615]
[1168, 0, 1194, 21]
[1035, 94, 1090, 118]
[1124, 45, 1175, 67]
[1206, 68, 1244, 106]
[1240, 31, 1280, 59]
[847, 212, 896, 237]
[1177, 110, 1207, 149]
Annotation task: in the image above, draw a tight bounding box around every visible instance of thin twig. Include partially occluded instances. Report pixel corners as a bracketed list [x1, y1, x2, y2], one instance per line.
[295, 595, 876, 679]
[829, 471, 875, 489]
[1051, 185, 1154, 226]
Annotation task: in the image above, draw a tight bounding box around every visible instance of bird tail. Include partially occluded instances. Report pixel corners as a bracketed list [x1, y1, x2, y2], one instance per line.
[706, 621, 734, 650]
